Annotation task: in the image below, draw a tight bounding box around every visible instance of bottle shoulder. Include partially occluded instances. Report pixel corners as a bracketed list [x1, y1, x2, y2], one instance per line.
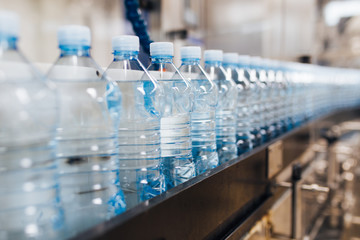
[205, 65, 230, 82]
[47, 55, 105, 82]
[148, 61, 187, 82]
[148, 61, 178, 74]
[179, 63, 215, 85]
[105, 59, 157, 83]
[0, 49, 44, 82]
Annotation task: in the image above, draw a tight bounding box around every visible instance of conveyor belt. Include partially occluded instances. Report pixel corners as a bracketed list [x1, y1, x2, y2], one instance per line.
[71, 107, 360, 240]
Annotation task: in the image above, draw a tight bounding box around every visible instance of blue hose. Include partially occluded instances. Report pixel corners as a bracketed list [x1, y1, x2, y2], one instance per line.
[124, 0, 153, 54]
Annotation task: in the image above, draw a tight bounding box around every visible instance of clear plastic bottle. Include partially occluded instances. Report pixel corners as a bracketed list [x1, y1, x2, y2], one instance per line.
[290, 63, 304, 127]
[203, 50, 237, 162]
[178, 47, 219, 174]
[105, 36, 164, 206]
[0, 11, 62, 239]
[47, 25, 125, 236]
[250, 57, 274, 142]
[264, 59, 282, 138]
[248, 57, 267, 143]
[147, 42, 195, 190]
[222, 53, 253, 155]
[273, 61, 290, 133]
[283, 62, 295, 130]
[237, 55, 262, 147]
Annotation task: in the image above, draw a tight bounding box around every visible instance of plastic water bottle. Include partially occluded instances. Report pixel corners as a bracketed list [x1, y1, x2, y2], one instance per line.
[283, 62, 295, 130]
[105, 36, 164, 206]
[263, 59, 279, 139]
[264, 59, 282, 138]
[274, 61, 290, 133]
[290, 63, 304, 127]
[204, 50, 238, 162]
[178, 47, 219, 174]
[0, 11, 62, 239]
[47, 25, 125, 236]
[250, 57, 273, 142]
[237, 55, 262, 147]
[147, 42, 195, 190]
[248, 57, 268, 143]
[222, 53, 253, 155]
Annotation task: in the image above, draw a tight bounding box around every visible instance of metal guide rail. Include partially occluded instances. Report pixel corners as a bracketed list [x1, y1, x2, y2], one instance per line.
[71, 108, 360, 240]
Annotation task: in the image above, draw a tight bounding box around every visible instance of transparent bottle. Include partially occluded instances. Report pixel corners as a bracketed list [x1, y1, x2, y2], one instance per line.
[47, 25, 125, 237]
[273, 61, 290, 133]
[203, 50, 237, 162]
[222, 53, 253, 155]
[147, 42, 195, 190]
[178, 47, 219, 174]
[0, 11, 62, 239]
[290, 63, 304, 127]
[250, 57, 274, 142]
[237, 55, 262, 147]
[264, 59, 282, 138]
[105, 36, 164, 206]
[283, 62, 295, 130]
[248, 57, 267, 143]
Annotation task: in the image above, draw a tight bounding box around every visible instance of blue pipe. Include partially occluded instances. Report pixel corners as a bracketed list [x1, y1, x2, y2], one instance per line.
[124, 0, 153, 54]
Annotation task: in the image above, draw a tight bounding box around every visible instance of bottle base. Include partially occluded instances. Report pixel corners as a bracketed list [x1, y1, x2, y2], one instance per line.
[161, 156, 196, 190]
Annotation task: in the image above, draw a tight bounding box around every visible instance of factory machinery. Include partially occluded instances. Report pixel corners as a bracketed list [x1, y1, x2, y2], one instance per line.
[68, 107, 360, 240]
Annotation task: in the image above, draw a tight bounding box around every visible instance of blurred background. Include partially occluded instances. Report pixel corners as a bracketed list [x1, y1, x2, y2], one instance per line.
[1, 0, 360, 68]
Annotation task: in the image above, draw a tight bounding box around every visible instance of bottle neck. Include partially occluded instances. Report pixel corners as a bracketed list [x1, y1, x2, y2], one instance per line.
[151, 55, 173, 63]
[181, 58, 200, 65]
[250, 64, 260, 71]
[113, 50, 138, 61]
[238, 63, 250, 70]
[0, 36, 18, 50]
[60, 45, 91, 57]
[205, 60, 222, 67]
[222, 62, 237, 69]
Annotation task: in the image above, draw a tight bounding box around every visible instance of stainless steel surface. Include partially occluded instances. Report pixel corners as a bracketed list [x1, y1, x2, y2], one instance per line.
[269, 116, 360, 240]
[277, 182, 329, 193]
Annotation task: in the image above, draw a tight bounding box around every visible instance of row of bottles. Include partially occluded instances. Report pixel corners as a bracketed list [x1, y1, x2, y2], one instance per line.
[2, 10, 360, 239]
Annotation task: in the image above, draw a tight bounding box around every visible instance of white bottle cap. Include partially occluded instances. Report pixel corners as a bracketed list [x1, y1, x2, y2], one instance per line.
[150, 42, 174, 57]
[250, 56, 263, 65]
[112, 35, 139, 52]
[204, 50, 223, 62]
[223, 53, 238, 64]
[262, 58, 274, 68]
[0, 10, 19, 38]
[238, 55, 250, 64]
[180, 46, 201, 59]
[58, 25, 91, 47]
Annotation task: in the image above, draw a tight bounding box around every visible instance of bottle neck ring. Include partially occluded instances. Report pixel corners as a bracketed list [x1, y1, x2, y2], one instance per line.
[181, 58, 200, 64]
[113, 50, 138, 60]
[222, 62, 238, 69]
[0, 36, 17, 50]
[59, 45, 91, 57]
[205, 60, 222, 66]
[151, 55, 173, 63]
